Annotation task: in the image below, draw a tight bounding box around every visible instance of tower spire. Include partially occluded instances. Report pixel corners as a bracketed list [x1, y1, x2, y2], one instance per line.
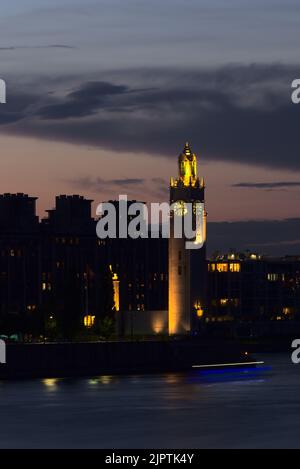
[183, 142, 193, 160]
[178, 141, 197, 186]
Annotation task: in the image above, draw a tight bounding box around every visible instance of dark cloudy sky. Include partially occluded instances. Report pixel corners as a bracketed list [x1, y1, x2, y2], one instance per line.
[0, 0, 300, 255]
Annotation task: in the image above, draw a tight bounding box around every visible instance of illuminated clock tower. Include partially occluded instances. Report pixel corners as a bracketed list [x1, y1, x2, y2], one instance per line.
[168, 142, 207, 335]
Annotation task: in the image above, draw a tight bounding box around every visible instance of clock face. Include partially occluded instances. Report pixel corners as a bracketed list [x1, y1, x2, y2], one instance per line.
[174, 200, 187, 216]
[193, 201, 203, 215]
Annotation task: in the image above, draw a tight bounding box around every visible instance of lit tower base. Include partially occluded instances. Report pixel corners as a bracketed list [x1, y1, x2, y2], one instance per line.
[168, 142, 207, 335]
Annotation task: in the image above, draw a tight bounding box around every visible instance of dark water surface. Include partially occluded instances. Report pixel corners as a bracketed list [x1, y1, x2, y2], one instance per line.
[0, 354, 300, 448]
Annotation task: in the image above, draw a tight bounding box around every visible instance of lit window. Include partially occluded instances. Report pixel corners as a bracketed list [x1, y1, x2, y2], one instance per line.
[42, 282, 47, 291]
[267, 273, 279, 281]
[84, 315, 95, 328]
[194, 301, 204, 318]
[229, 263, 240, 272]
[220, 298, 228, 305]
[283, 307, 292, 316]
[216, 263, 228, 272]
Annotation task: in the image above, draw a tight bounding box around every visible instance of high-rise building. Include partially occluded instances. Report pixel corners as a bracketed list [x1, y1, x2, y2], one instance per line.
[40, 195, 105, 333]
[168, 143, 207, 334]
[0, 194, 40, 319]
[0, 193, 39, 233]
[102, 200, 168, 314]
[207, 252, 300, 324]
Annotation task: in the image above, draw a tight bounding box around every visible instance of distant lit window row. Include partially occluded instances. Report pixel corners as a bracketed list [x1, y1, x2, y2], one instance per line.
[208, 263, 241, 272]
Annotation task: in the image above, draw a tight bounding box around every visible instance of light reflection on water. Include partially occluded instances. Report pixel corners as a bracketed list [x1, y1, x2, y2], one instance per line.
[42, 378, 60, 390]
[88, 375, 113, 386]
[0, 354, 299, 448]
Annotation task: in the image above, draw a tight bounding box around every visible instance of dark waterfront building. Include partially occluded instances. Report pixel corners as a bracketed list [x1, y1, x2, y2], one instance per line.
[101, 200, 168, 314]
[40, 195, 105, 334]
[106, 235, 168, 313]
[0, 193, 167, 337]
[0, 193, 109, 335]
[0, 194, 40, 322]
[207, 252, 300, 327]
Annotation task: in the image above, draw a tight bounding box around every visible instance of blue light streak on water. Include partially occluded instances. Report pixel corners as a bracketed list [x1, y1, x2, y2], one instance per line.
[199, 366, 272, 375]
[188, 365, 272, 384]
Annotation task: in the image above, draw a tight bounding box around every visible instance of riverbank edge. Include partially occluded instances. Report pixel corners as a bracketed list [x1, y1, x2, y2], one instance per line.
[0, 338, 258, 379]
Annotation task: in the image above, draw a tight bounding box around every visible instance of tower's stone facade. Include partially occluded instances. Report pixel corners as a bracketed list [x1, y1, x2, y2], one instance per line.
[168, 143, 207, 334]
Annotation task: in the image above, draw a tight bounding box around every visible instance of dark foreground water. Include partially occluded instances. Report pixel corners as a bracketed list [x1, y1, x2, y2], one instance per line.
[0, 354, 300, 448]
